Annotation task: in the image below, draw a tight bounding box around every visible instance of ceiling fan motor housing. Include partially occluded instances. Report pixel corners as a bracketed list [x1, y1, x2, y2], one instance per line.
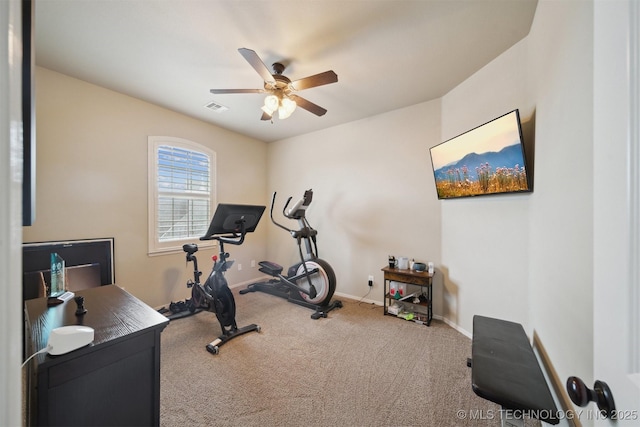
[264, 74, 293, 98]
[272, 62, 286, 75]
[265, 73, 292, 96]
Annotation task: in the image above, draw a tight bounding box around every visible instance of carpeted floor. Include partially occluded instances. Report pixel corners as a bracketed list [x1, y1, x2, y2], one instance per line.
[159, 288, 539, 427]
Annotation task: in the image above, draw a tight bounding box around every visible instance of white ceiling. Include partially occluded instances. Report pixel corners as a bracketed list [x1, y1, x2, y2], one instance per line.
[34, 0, 538, 143]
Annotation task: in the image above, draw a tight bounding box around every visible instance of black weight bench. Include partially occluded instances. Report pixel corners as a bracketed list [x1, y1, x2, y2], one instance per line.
[470, 315, 560, 426]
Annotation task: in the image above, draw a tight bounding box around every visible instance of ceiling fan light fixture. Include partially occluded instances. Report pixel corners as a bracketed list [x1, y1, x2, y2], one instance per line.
[278, 97, 297, 120]
[262, 94, 296, 120]
[263, 95, 279, 115]
[260, 105, 273, 118]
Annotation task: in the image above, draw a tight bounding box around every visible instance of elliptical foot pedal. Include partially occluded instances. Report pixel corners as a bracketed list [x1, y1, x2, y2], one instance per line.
[311, 310, 328, 320]
[309, 299, 343, 320]
[258, 261, 283, 276]
[239, 286, 253, 295]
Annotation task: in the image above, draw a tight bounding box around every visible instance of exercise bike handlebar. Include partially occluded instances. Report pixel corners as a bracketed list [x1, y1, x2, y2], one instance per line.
[200, 221, 247, 246]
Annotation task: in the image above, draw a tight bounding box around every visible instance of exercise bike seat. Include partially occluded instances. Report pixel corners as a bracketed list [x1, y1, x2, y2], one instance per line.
[258, 261, 283, 276]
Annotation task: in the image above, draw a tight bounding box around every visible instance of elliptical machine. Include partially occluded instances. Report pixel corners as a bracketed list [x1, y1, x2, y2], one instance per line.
[240, 189, 342, 319]
[182, 203, 266, 355]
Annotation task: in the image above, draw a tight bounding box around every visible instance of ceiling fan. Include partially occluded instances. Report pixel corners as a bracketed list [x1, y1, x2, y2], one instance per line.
[210, 48, 338, 121]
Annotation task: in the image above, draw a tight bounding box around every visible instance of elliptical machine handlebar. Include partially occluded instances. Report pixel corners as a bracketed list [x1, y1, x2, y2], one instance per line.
[270, 189, 320, 261]
[271, 190, 318, 241]
[270, 189, 314, 228]
[284, 189, 313, 219]
[270, 192, 292, 234]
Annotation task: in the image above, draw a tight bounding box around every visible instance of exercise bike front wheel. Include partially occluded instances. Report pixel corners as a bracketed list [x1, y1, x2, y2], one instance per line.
[296, 259, 336, 306]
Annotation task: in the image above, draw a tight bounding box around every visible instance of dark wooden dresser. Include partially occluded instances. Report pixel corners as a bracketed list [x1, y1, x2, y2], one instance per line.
[24, 285, 169, 426]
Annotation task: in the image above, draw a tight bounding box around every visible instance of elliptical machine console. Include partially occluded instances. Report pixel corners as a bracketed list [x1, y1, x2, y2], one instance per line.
[182, 203, 265, 354]
[240, 189, 342, 319]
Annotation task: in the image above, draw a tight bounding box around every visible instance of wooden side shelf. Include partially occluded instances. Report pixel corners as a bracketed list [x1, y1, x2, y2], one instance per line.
[381, 266, 433, 326]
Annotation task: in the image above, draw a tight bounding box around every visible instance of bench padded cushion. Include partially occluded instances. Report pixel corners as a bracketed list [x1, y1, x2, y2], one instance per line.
[471, 315, 559, 424]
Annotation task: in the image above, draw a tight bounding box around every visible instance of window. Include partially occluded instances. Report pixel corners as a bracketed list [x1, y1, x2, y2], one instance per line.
[148, 136, 216, 254]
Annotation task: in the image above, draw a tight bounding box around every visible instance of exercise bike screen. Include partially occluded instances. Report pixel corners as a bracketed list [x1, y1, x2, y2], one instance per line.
[201, 204, 266, 238]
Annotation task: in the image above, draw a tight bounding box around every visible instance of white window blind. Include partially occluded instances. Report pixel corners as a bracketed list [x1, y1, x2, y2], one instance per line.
[148, 137, 216, 254]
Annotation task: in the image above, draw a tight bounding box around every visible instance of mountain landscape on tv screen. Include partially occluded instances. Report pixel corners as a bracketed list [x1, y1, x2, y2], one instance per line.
[433, 143, 525, 181]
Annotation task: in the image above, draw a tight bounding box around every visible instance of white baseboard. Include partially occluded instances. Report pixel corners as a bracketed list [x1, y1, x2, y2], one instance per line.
[533, 331, 580, 427]
[438, 315, 472, 338]
[228, 276, 270, 290]
[333, 291, 382, 306]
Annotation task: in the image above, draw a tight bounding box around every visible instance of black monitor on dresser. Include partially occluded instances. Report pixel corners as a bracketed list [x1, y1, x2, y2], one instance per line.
[22, 238, 115, 299]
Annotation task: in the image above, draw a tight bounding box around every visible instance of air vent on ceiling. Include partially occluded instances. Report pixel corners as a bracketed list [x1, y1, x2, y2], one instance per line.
[204, 101, 229, 113]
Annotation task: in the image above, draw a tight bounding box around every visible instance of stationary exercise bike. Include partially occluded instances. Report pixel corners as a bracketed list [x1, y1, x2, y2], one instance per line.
[182, 203, 266, 355]
[240, 189, 342, 319]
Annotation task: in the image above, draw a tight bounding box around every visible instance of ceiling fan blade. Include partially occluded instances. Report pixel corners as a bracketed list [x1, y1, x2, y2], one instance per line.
[238, 48, 276, 85]
[290, 95, 327, 116]
[290, 70, 338, 91]
[210, 89, 264, 94]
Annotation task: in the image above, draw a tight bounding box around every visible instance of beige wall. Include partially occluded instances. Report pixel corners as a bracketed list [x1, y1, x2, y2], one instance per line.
[23, 67, 269, 308]
[266, 101, 442, 307]
[440, 38, 531, 332]
[527, 0, 594, 394]
[441, 0, 594, 415]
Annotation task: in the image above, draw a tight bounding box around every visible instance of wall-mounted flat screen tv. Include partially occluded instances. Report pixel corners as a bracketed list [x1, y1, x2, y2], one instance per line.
[429, 109, 531, 200]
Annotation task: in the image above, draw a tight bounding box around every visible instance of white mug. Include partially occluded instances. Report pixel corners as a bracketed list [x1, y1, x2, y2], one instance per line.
[397, 257, 409, 270]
